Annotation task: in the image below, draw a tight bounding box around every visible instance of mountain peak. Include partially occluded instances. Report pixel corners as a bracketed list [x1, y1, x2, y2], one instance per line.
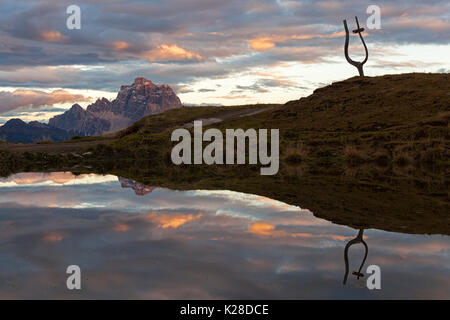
[49, 103, 110, 136]
[0, 118, 70, 143]
[86, 98, 112, 113]
[29, 121, 48, 129]
[48, 77, 182, 136]
[70, 104, 85, 112]
[93, 97, 110, 104]
[112, 77, 182, 122]
[3, 118, 27, 128]
[134, 77, 155, 87]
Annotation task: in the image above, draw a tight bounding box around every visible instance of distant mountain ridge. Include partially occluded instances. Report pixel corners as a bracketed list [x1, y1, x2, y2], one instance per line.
[0, 78, 182, 143]
[49, 77, 182, 136]
[48, 103, 111, 136]
[0, 119, 71, 143]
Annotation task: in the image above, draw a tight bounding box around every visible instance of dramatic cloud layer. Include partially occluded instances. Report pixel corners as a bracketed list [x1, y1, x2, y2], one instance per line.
[0, 0, 449, 112]
[0, 89, 91, 113]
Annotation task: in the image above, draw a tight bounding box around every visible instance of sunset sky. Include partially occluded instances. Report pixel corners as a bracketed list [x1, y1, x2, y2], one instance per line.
[0, 0, 449, 124]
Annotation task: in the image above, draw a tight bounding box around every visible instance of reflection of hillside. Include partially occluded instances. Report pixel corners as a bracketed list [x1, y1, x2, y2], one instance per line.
[108, 168, 448, 236]
[2, 167, 447, 235]
[118, 177, 156, 196]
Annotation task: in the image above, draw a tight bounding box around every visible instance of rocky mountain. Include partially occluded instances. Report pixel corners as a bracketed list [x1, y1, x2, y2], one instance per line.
[0, 119, 71, 143]
[48, 104, 111, 136]
[49, 77, 182, 136]
[105, 77, 182, 122]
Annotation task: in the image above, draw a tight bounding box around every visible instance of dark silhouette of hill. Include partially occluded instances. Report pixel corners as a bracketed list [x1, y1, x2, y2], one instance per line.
[0, 119, 71, 143]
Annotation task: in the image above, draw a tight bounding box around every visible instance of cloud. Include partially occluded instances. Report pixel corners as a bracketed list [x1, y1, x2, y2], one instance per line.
[0, 0, 448, 106]
[214, 94, 251, 100]
[143, 212, 203, 229]
[113, 223, 131, 232]
[111, 41, 130, 51]
[0, 89, 91, 114]
[143, 44, 202, 62]
[42, 232, 65, 243]
[248, 31, 347, 52]
[39, 30, 68, 43]
[0, 172, 117, 186]
[248, 221, 354, 241]
[248, 221, 276, 236]
[235, 77, 308, 94]
[248, 37, 278, 51]
[172, 85, 196, 94]
[236, 83, 268, 93]
[198, 88, 216, 93]
[392, 17, 450, 32]
[316, 1, 344, 11]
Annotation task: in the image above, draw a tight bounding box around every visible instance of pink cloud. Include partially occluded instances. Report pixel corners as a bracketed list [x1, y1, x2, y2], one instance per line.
[393, 17, 450, 32]
[0, 90, 91, 113]
[39, 30, 68, 43]
[143, 44, 202, 62]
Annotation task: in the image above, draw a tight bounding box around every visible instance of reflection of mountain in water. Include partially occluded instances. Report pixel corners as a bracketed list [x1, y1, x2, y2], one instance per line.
[118, 177, 156, 196]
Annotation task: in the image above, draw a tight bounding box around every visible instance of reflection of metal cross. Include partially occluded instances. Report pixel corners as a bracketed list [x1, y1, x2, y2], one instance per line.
[343, 16, 369, 76]
[343, 229, 368, 285]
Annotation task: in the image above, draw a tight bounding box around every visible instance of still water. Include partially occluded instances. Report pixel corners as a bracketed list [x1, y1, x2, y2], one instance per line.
[0, 172, 448, 299]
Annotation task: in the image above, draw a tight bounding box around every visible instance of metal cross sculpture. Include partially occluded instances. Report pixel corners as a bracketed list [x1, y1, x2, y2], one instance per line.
[343, 16, 368, 76]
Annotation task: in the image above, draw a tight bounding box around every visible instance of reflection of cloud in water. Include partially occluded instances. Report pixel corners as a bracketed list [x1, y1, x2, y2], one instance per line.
[0, 172, 448, 299]
[42, 232, 65, 243]
[143, 212, 203, 229]
[248, 221, 355, 241]
[0, 172, 118, 186]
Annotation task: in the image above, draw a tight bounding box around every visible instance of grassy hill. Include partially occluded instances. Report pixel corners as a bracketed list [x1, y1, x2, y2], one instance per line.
[1, 73, 448, 235]
[82, 73, 448, 176]
[214, 73, 449, 167]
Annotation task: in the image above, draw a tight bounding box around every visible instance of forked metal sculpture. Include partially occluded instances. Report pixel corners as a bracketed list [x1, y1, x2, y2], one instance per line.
[343, 16, 368, 76]
[343, 229, 368, 285]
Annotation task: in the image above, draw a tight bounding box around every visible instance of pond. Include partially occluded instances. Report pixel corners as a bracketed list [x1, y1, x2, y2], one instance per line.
[0, 172, 448, 299]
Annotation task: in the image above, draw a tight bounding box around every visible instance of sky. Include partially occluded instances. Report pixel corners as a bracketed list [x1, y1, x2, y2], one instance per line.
[0, 172, 449, 298]
[0, 0, 449, 124]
